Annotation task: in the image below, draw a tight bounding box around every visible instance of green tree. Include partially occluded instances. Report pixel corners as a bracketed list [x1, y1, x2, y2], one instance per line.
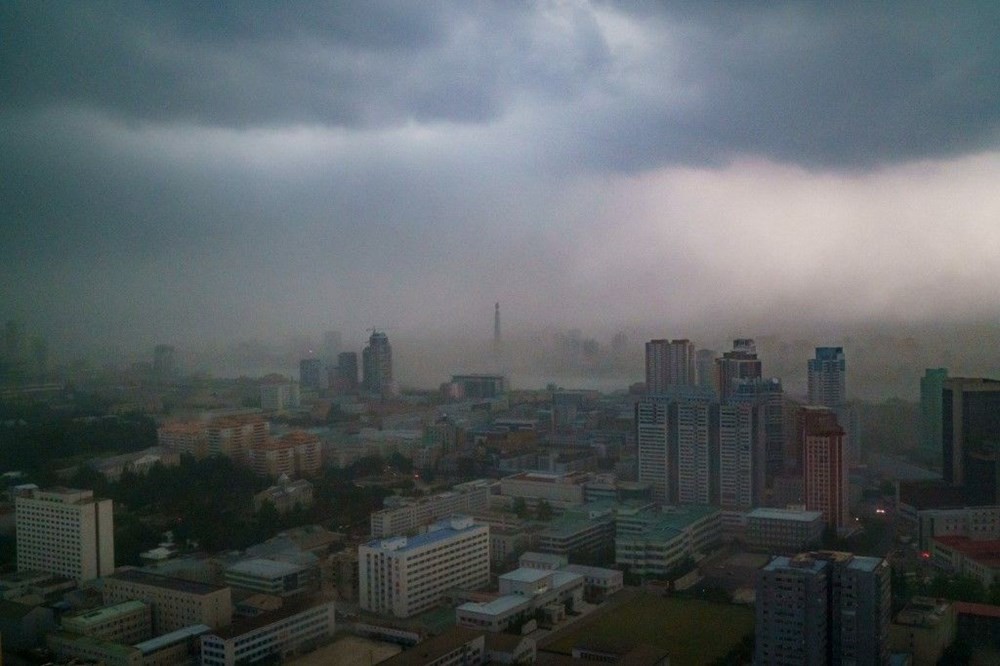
[512, 497, 529, 519]
[536, 500, 553, 521]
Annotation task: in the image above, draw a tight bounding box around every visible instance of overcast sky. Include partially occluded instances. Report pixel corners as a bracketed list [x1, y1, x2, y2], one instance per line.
[3, 2, 1000, 364]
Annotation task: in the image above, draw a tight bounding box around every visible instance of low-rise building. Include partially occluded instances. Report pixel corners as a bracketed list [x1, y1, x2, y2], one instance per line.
[224, 559, 313, 598]
[253, 478, 314, 514]
[745, 507, 825, 553]
[47, 631, 143, 666]
[200, 598, 335, 666]
[359, 516, 490, 618]
[87, 448, 181, 482]
[890, 597, 956, 666]
[563, 564, 624, 601]
[535, 503, 616, 558]
[379, 627, 486, 666]
[456, 568, 584, 633]
[61, 600, 152, 644]
[616, 505, 722, 577]
[49, 625, 211, 666]
[931, 536, 1000, 588]
[499, 471, 590, 511]
[518, 552, 567, 571]
[370, 479, 492, 538]
[953, 601, 1000, 649]
[103, 569, 232, 634]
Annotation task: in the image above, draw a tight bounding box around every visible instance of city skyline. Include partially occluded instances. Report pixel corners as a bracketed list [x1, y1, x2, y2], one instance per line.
[3, 3, 1000, 360]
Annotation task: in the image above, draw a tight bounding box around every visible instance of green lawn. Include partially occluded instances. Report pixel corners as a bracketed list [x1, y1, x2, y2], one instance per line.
[547, 594, 754, 665]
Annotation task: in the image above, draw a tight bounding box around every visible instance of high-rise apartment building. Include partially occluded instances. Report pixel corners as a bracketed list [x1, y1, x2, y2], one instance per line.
[755, 553, 829, 665]
[299, 358, 324, 391]
[333, 351, 359, 393]
[715, 339, 763, 403]
[715, 339, 754, 394]
[153, 344, 176, 380]
[322, 330, 342, 365]
[717, 402, 757, 512]
[636, 392, 756, 510]
[942, 377, 1000, 505]
[675, 400, 712, 505]
[919, 368, 948, 463]
[730, 377, 786, 483]
[15, 487, 115, 581]
[644, 339, 695, 393]
[259, 378, 300, 412]
[359, 516, 489, 618]
[362, 330, 393, 397]
[800, 407, 849, 532]
[808, 347, 846, 408]
[695, 348, 717, 392]
[755, 551, 890, 666]
[636, 396, 672, 503]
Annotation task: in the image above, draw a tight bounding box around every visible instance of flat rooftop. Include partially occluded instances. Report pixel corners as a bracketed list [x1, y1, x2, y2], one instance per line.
[227, 558, 304, 578]
[364, 517, 483, 552]
[747, 507, 824, 522]
[108, 569, 227, 596]
[934, 536, 1000, 568]
[500, 568, 551, 584]
[458, 594, 529, 616]
[64, 600, 147, 626]
[134, 624, 211, 654]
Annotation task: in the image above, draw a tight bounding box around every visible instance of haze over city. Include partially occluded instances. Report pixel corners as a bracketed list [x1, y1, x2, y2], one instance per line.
[3, 2, 1000, 394]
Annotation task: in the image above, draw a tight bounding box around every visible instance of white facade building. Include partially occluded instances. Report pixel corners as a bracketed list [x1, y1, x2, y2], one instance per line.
[636, 397, 671, 504]
[359, 516, 490, 618]
[676, 401, 711, 505]
[15, 487, 114, 581]
[370, 479, 492, 538]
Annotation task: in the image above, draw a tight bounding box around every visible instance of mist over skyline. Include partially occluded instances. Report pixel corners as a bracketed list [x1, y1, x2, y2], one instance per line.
[4, 2, 1000, 387]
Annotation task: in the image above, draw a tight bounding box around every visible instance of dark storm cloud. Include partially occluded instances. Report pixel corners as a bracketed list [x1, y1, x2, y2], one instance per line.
[3, 1, 1000, 377]
[3, 2, 998, 168]
[1, 2, 611, 129]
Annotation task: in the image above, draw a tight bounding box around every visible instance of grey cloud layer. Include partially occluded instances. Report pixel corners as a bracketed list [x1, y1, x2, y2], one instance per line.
[3, 2, 1000, 368]
[4, 2, 999, 167]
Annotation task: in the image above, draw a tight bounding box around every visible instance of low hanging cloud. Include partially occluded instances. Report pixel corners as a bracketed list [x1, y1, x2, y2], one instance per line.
[2, 2, 1000, 369]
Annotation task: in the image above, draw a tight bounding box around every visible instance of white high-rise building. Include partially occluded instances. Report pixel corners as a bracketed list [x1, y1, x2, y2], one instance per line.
[718, 403, 756, 512]
[636, 396, 672, 504]
[359, 516, 489, 618]
[15, 487, 114, 581]
[676, 401, 711, 505]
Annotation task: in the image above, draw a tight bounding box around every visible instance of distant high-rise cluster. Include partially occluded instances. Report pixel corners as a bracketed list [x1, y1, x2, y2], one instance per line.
[637, 335, 858, 535]
[153, 344, 176, 380]
[1, 319, 49, 385]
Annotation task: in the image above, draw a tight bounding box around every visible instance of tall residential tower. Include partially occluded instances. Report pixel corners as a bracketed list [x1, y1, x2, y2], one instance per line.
[645, 339, 696, 393]
[362, 330, 394, 397]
